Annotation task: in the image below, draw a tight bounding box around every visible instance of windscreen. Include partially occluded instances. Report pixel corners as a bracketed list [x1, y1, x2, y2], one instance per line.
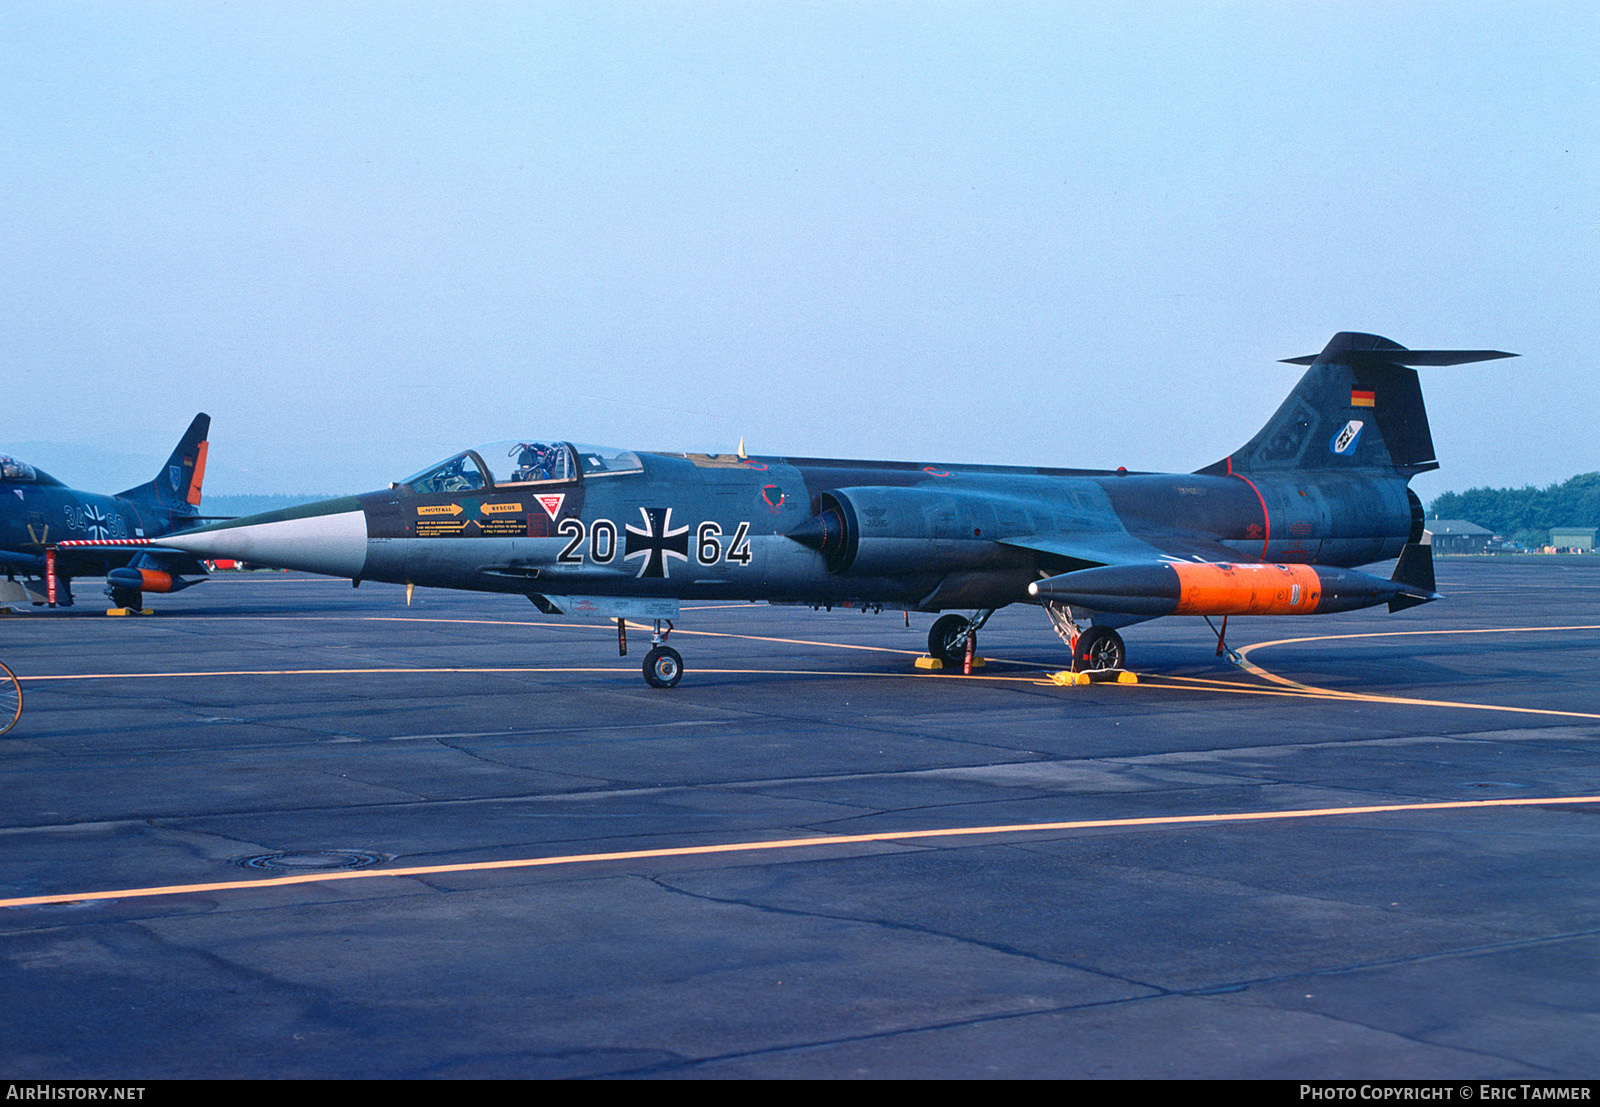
[401, 442, 642, 491]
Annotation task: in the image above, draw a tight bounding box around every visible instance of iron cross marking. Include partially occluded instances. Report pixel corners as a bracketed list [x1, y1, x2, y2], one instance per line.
[624, 507, 690, 578]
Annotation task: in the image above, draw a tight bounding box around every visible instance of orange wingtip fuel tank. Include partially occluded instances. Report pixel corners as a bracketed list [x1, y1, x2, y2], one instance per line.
[1171, 562, 1322, 615]
[138, 569, 175, 593]
[1028, 561, 1426, 617]
[105, 567, 176, 593]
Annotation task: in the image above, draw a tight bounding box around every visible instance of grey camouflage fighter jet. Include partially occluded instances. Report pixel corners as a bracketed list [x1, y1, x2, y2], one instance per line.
[4, 415, 212, 612]
[128, 333, 1510, 686]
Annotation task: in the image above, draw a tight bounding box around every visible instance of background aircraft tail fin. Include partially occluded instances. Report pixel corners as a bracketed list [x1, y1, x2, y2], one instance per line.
[116, 414, 211, 530]
[1198, 333, 1513, 477]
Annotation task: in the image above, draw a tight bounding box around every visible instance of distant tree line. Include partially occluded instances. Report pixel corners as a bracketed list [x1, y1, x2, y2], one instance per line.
[1429, 472, 1600, 548]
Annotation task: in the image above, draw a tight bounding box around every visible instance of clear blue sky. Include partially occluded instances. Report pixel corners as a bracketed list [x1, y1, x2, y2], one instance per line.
[3, 2, 1595, 502]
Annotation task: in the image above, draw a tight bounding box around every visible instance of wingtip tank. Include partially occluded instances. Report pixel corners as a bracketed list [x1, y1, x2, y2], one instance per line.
[1029, 561, 1436, 618]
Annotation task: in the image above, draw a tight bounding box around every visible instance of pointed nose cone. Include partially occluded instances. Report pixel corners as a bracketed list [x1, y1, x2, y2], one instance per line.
[163, 496, 369, 578]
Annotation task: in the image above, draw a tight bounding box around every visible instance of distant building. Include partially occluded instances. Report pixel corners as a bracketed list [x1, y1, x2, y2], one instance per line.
[1549, 527, 1597, 552]
[1424, 518, 1493, 555]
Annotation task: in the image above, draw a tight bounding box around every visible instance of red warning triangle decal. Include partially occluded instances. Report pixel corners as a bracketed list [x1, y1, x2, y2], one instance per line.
[536, 494, 566, 520]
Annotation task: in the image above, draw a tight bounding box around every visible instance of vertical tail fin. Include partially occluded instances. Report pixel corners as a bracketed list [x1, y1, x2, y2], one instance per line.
[115, 414, 211, 531]
[1200, 333, 1514, 476]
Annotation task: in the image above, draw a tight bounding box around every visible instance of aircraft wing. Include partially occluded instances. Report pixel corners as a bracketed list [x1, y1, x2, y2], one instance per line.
[998, 530, 1253, 571]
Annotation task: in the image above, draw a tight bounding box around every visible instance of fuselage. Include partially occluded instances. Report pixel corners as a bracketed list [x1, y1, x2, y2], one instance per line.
[167, 445, 1416, 614]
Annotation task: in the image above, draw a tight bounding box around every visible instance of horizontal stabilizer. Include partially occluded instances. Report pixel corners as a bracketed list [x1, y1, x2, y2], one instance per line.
[1281, 349, 1517, 366]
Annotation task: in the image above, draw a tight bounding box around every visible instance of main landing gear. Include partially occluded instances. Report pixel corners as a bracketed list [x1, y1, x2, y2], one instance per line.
[927, 610, 994, 671]
[1043, 601, 1127, 673]
[1072, 625, 1126, 672]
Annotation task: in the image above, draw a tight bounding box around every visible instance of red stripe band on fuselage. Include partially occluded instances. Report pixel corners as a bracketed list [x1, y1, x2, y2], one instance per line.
[1229, 471, 1271, 559]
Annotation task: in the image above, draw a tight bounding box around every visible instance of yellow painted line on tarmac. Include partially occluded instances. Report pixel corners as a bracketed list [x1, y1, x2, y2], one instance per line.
[4, 795, 1596, 910]
[1037, 676, 1320, 700]
[153, 612, 934, 658]
[17, 665, 1047, 685]
[616, 620, 927, 657]
[1239, 624, 1600, 656]
[18, 667, 638, 683]
[1019, 625, 1600, 720]
[1230, 625, 1600, 720]
[61, 608, 1040, 666]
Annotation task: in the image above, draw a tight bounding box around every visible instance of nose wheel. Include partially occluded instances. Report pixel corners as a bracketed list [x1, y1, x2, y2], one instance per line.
[643, 645, 683, 688]
[639, 619, 683, 688]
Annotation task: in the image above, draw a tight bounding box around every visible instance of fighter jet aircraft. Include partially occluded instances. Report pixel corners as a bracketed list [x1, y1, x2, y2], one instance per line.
[1, 415, 212, 612]
[149, 334, 1512, 686]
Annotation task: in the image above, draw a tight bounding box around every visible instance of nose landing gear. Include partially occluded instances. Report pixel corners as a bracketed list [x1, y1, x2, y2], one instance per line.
[1043, 601, 1128, 673]
[640, 619, 682, 688]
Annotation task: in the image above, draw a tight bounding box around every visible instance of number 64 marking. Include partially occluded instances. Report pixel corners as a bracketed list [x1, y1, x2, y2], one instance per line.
[696, 521, 751, 566]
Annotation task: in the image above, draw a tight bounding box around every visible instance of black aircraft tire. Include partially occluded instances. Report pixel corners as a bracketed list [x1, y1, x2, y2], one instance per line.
[643, 646, 684, 689]
[927, 614, 969, 665]
[1074, 626, 1126, 673]
[109, 588, 142, 611]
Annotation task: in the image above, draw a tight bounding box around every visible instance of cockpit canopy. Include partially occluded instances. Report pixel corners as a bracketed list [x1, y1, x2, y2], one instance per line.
[401, 441, 643, 494]
[0, 455, 60, 485]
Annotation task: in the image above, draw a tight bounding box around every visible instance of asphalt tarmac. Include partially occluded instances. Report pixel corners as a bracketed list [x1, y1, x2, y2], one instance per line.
[2, 557, 1598, 1079]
